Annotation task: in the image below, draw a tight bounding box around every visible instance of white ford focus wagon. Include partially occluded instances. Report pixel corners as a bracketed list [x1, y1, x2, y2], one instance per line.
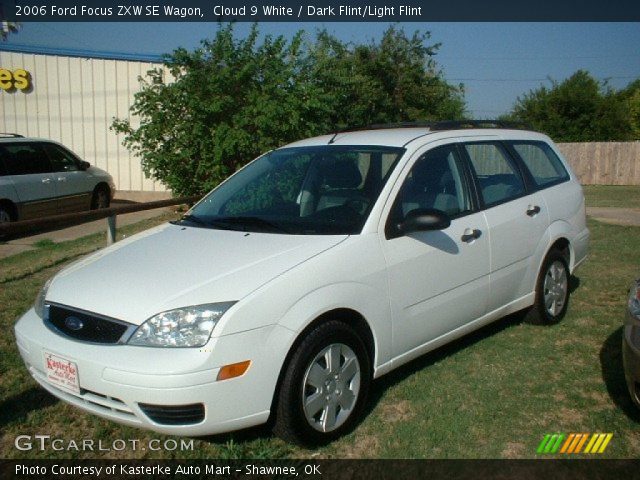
[14, 121, 589, 444]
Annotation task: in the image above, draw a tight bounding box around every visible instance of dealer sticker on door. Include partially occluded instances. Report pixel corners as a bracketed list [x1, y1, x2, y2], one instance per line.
[44, 352, 80, 394]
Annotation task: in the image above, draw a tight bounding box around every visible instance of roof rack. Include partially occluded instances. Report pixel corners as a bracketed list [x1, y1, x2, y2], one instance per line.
[0, 133, 24, 138]
[329, 120, 532, 137]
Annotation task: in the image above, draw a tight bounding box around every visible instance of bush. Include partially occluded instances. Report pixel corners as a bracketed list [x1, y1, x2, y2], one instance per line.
[112, 24, 465, 196]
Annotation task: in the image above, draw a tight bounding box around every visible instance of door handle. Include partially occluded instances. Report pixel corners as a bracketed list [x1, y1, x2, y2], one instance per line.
[57, 177, 67, 182]
[41, 178, 51, 184]
[461, 228, 482, 243]
[527, 205, 541, 217]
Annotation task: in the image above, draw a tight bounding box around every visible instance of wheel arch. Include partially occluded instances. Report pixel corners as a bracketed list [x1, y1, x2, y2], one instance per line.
[268, 306, 377, 423]
[93, 181, 111, 195]
[543, 219, 574, 269]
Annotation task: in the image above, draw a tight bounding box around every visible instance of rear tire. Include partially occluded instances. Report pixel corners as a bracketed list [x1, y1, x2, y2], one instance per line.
[91, 185, 110, 210]
[525, 249, 570, 325]
[273, 321, 371, 445]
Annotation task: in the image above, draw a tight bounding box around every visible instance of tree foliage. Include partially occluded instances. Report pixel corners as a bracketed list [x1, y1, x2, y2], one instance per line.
[0, 21, 20, 40]
[112, 24, 465, 196]
[507, 70, 639, 142]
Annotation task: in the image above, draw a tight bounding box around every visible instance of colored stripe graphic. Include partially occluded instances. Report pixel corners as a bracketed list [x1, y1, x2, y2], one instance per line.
[539, 433, 613, 454]
[537, 434, 565, 454]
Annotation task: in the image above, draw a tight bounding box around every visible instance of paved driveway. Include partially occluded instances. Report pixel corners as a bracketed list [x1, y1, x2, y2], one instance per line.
[586, 207, 640, 227]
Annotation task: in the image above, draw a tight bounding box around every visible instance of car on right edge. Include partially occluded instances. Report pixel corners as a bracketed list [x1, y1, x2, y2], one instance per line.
[623, 278, 640, 408]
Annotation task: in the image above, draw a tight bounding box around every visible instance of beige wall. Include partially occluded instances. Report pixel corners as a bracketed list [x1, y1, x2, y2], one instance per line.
[0, 50, 167, 192]
[558, 142, 640, 186]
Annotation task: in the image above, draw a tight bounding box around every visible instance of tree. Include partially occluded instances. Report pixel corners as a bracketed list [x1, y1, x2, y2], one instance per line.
[507, 70, 637, 142]
[112, 24, 465, 196]
[618, 79, 640, 139]
[306, 27, 465, 128]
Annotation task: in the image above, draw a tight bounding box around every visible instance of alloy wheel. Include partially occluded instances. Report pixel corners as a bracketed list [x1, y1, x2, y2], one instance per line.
[302, 343, 361, 433]
[543, 260, 568, 317]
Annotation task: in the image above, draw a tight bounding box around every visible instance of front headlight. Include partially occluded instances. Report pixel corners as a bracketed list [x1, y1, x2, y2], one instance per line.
[128, 302, 236, 347]
[34, 278, 53, 319]
[629, 279, 640, 322]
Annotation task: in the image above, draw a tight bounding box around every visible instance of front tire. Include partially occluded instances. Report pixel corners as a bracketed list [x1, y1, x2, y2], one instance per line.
[526, 249, 570, 325]
[273, 321, 371, 445]
[0, 205, 13, 224]
[91, 185, 110, 210]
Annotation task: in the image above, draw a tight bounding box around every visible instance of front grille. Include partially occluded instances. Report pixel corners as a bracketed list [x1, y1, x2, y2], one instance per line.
[139, 403, 205, 425]
[46, 304, 132, 344]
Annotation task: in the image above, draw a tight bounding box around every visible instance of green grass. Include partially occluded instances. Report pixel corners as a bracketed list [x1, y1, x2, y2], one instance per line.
[1, 198, 639, 459]
[583, 185, 640, 209]
[33, 239, 55, 249]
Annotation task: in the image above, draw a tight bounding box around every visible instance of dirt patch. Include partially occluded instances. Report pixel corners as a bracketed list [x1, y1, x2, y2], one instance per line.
[501, 442, 526, 458]
[553, 391, 567, 402]
[379, 400, 416, 423]
[342, 433, 381, 458]
[555, 407, 585, 425]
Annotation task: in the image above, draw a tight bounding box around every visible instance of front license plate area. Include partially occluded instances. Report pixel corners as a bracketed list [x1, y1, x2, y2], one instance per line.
[44, 351, 80, 394]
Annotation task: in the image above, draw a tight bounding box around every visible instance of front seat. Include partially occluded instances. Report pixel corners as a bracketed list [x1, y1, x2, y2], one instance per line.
[315, 158, 365, 212]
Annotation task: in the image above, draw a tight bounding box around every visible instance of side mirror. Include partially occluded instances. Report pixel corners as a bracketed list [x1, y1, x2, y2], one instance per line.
[79, 160, 91, 170]
[397, 208, 451, 235]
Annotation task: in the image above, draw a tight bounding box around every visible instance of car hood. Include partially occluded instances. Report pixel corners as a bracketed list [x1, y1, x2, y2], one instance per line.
[47, 223, 347, 325]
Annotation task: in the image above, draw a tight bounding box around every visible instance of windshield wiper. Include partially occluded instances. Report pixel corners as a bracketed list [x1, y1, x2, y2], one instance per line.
[213, 216, 290, 233]
[176, 214, 235, 230]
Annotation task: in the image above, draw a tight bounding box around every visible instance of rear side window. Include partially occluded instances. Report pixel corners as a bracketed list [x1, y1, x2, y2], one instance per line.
[509, 141, 569, 188]
[2, 143, 52, 175]
[464, 143, 525, 207]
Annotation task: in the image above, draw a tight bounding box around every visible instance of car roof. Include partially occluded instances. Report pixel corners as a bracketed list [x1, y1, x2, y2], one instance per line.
[283, 126, 551, 149]
[0, 136, 54, 144]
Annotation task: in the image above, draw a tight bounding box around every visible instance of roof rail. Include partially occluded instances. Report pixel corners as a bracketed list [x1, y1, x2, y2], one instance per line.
[0, 133, 25, 138]
[329, 120, 532, 136]
[430, 120, 532, 131]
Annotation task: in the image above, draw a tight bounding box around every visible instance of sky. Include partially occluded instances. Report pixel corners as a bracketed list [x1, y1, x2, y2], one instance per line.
[2, 22, 640, 117]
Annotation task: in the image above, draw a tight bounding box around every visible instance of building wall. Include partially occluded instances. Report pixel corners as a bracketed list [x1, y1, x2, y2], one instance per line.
[0, 50, 167, 192]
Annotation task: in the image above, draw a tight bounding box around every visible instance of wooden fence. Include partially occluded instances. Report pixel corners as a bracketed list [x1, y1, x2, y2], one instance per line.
[557, 142, 640, 186]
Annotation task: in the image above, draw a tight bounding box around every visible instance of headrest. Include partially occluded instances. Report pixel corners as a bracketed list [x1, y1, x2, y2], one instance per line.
[321, 159, 362, 189]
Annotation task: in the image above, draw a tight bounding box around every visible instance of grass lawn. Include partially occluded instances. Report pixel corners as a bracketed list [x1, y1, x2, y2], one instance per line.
[583, 185, 640, 209]
[1, 195, 639, 459]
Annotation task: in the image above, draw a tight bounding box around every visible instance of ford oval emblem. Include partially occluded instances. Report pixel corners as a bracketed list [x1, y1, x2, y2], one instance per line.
[64, 316, 84, 331]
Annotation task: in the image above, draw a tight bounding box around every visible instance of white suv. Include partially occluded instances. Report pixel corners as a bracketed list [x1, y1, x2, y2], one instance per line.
[14, 122, 589, 445]
[0, 134, 115, 223]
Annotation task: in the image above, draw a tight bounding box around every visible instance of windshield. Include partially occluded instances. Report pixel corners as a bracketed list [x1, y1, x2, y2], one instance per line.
[182, 145, 405, 235]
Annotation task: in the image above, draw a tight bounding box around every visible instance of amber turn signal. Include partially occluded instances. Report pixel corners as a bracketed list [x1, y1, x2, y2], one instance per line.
[217, 360, 251, 381]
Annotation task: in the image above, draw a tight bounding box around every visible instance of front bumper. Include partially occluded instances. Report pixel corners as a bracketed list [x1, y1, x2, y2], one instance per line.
[14, 308, 294, 436]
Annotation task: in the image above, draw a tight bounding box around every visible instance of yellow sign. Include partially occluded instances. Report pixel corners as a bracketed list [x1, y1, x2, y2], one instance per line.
[0, 68, 30, 91]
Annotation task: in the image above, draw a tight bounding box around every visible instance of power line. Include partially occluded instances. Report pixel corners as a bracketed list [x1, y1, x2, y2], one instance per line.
[447, 75, 639, 82]
[439, 54, 640, 60]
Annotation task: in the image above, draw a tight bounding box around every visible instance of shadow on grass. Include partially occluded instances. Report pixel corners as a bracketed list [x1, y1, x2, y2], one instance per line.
[569, 275, 581, 295]
[0, 387, 58, 429]
[600, 327, 640, 423]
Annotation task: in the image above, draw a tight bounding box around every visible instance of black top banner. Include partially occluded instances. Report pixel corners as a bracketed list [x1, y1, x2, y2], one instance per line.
[1, 0, 640, 22]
